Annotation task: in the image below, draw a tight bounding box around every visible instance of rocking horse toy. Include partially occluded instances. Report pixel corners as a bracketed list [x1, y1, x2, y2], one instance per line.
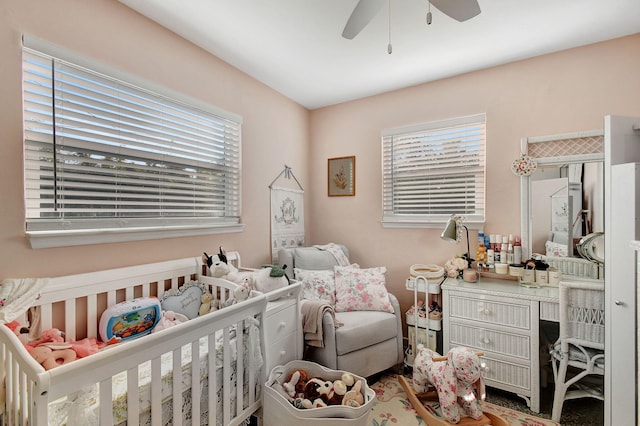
[399, 345, 508, 426]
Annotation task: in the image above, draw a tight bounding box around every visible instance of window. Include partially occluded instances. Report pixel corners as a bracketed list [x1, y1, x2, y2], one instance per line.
[22, 38, 242, 248]
[381, 114, 485, 227]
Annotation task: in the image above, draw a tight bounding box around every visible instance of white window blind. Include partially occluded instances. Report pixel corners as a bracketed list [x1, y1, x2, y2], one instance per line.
[22, 46, 242, 241]
[382, 114, 485, 227]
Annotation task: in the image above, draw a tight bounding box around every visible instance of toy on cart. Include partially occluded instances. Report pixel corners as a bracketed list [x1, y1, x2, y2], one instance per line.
[399, 346, 508, 426]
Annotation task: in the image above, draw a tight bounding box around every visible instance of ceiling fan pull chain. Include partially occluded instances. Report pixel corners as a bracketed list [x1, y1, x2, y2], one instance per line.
[387, 0, 392, 54]
[427, 0, 433, 25]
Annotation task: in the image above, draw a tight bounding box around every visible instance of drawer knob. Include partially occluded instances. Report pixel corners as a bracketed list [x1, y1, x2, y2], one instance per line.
[481, 337, 490, 344]
[279, 321, 286, 329]
[279, 350, 287, 357]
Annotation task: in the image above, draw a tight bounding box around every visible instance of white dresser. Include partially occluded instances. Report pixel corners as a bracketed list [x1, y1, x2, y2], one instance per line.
[442, 277, 559, 413]
[263, 282, 302, 374]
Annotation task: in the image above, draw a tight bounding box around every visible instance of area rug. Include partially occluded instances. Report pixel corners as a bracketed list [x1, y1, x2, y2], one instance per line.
[368, 374, 559, 426]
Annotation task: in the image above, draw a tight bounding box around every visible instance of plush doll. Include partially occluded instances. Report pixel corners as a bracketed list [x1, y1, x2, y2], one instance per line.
[25, 328, 65, 352]
[152, 310, 189, 333]
[283, 369, 311, 398]
[30, 345, 76, 370]
[252, 265, 289, 293]
[222, 281, 251, 308]
[341, 380, 364, 407]
[199, 292, 218, 316]
[203, 247, 243, 283]
[303, 378, 335, 407]
[413, 345, 485, 424]
[5, 320, 30, 336]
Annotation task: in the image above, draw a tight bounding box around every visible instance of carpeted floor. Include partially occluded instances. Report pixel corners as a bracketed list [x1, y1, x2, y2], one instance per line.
[368, 373, 604, 426]
[486, 384, 603, 426]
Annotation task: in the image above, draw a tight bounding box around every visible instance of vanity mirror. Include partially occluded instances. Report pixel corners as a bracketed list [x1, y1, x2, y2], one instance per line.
[520, 130, 604, 269]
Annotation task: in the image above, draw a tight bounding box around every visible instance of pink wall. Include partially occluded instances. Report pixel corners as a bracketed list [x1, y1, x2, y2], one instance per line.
[0, 0, 310, 275]
[1, 1, 639, 327]
[309, 34, 640, 313]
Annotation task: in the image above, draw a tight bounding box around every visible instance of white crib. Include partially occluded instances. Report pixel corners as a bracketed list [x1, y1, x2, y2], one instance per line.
[0, 255, 266, 426]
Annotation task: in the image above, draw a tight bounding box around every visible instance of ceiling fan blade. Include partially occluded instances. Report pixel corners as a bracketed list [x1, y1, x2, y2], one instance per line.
[342, 0, 385, 40]
[429, 0, 481, 22]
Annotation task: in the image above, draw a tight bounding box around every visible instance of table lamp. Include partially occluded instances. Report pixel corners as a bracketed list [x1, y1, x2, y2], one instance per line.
[441, 214, 477, 282]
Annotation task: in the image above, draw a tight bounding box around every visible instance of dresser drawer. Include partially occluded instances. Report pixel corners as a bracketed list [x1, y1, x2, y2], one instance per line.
[265, 304, 298, 341]
[266, 331, 299, 370]
[448, 294, 531, 330]
[482, 355, 531, 392]
[449, 322, 530, 360]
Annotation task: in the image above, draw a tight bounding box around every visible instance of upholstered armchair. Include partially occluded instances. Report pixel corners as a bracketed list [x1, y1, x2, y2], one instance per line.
[277, 245, 404, 378]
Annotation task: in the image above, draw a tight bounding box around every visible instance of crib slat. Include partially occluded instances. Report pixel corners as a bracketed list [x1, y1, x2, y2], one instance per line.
[5, 352, 13, 425]
[236, 319, 244, 417]
[127, 367, 140, 425]
[208, 331, 217, 425]
[87, 294, 98, 339]
[107, 290, 117, 309]
[151, 357, 162, 426]
[223, 326, 231, 425]
[172, 347, 182, 426]
[19, 373, 27, 426]
[248, 319, 257, 405]
[64, 299, 76, 341]
[99, 378, 114, 425]
[40, 303, 53, 333]
[191, 339, 201, 426]
[125, 286, 134, 302]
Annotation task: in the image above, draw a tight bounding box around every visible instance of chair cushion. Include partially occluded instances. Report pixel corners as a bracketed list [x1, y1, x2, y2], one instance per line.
[334, 265, 394, 313]
[552, 343, 605, 369]
[334, 310, 398, 355]
[295, 268, 336, 305]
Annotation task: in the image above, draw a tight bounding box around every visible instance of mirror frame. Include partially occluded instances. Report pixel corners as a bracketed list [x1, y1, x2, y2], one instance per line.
[520, 129, 604, 260]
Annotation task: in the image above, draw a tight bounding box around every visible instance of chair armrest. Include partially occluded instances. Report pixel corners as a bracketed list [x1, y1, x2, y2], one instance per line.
[388, 292, 405, 365]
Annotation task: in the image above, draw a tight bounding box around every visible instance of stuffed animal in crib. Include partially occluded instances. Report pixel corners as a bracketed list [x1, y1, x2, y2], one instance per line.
[413, 345, 485, 424]
[199, 292, 218, 316]
[203, 247, 243, 283]
[30, 345, 77, 370]
[25, 328, 65, 351]
[152, 310, 189, 333]
[222, 281, 251, 307]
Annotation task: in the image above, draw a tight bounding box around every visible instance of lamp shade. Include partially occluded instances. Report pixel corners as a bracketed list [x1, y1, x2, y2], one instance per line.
[440, 216, 458, 242]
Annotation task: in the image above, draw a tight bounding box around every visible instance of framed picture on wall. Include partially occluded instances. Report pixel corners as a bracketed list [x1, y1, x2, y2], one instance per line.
[328, 156, 355, 197]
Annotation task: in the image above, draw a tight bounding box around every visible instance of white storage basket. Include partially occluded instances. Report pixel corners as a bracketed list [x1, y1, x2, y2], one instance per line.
[264, 360, 375, 425]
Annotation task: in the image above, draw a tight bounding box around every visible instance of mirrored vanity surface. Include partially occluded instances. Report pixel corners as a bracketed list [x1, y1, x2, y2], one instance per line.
[520, 129, 605, 272]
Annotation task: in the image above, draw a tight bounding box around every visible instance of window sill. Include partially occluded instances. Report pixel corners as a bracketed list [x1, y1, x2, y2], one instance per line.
[26, 223, 244, 249]
[381, 216, 484, 230]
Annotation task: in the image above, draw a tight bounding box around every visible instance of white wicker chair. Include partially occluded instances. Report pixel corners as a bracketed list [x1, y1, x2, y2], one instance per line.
[550, 279, 605, 422]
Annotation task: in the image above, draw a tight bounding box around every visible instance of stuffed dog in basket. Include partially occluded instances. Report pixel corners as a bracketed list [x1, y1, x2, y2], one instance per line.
[413, 345, 485, 424]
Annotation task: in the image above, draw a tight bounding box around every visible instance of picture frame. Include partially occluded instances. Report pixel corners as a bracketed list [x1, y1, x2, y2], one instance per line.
[328, 156, 355, 197]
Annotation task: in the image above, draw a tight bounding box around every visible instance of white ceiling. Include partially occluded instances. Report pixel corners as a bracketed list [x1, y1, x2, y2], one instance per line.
[119, 0, 640, 110]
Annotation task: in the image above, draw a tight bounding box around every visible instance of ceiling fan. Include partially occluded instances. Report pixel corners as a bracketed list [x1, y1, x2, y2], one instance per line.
[342, 0, 481, 40]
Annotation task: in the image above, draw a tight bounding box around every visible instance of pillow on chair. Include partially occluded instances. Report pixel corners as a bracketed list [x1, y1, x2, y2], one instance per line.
[334, 265, 394, 313]
[295, 268, 336, 305]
